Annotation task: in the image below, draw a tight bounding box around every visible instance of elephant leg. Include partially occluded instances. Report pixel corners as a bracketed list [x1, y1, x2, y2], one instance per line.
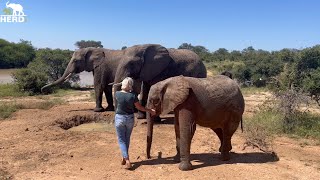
[220, 116, 238, 161]
[220, 132, 232, 161]
[94, 87, 104, 112]
[137, 82, 150, 119]
[104, 86, 114, 111]
[174, 110, 180, 162]
[212, 128, 223, 152]
[178, 108, 194, 171]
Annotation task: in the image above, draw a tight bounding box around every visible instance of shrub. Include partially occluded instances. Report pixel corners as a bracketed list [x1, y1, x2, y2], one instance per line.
[0, 103, 23, 119]
[243, 109, 282, 152]
[0, 84, 28, 97]
[12, 68, 48, 95]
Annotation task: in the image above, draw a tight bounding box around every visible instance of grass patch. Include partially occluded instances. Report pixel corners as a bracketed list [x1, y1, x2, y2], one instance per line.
[0, 99, 65, 120]
[244, 109, 283, 152]
[241, 86, 268, 95]
[22, 99, 65, 110]
[0, 103, 23, 119]
[244, 108, 320, 151]
[52, 89, 77, 97]
[0, 84, 29, 97]
[285, 112, 320, 140]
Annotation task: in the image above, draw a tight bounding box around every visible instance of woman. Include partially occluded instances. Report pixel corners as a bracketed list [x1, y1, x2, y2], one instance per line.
[114, 77, 155, 169]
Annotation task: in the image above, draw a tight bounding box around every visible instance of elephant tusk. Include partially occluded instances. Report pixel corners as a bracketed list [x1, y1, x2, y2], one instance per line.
[109, 82, 122, 86]
[64, 73, 73, 80]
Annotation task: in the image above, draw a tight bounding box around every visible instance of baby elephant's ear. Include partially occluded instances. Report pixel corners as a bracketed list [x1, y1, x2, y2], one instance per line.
[161, 77, 190, 115]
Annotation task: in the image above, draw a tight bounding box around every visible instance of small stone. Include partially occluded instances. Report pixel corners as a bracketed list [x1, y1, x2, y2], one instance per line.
[25, 128, 29, 131]
[80, 167, 83, 170]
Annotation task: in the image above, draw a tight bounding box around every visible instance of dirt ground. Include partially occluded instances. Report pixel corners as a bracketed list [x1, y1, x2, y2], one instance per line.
[1, 91, 320, 180]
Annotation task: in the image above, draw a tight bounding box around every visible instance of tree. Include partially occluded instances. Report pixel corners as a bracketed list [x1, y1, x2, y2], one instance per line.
[178, 43, 211, 62]
[0, 39, 35, 68]
[121, 46, 127, 50]
[74, 40, 103, 49]
[303, 68, 320, 105]
[12, 48, 78, 94]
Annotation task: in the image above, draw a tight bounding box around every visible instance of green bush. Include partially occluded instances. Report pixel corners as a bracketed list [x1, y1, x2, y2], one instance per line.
[0, 84, 28, 97]
[0, 103, 23, 119]
[283, 112, 320, 139]
[244, 109, 283, 152]
[12, 68, 48, 95]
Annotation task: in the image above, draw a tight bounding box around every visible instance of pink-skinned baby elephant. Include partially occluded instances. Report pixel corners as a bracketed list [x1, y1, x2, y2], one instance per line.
[146, 75, 245, 171]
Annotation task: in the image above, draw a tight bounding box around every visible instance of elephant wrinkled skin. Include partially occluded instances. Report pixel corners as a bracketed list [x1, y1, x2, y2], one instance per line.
[42, 44, 207, 114]
[146, 75, 245, 171]
[112, 44, 207, 118]
[41, 48, 122, 112]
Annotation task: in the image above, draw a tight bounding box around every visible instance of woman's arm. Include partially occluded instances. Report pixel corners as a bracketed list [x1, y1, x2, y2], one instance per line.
[134, 102, 156, 116]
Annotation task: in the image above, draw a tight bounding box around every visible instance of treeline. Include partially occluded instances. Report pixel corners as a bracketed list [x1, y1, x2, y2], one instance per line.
[0, 39, 319, 105]
[0, 39, 35, 68]
[178, 43, 320, 105]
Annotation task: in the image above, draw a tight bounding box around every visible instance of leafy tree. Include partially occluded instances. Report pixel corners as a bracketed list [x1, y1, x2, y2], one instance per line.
[178, 43, 211, 62]
[13, 48, 78, 94]
[75, 40, 103, 49]
[303, 68, 320, 105]
[0, 39, 35, 68]
[213, 48, 229, 61]
[121, 46, 127, 50]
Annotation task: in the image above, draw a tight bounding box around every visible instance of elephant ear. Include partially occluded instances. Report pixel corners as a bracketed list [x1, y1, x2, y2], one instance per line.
[160, 76, 190, 115]
[140, 45, 171, 82]
[85, 48, 105, 71]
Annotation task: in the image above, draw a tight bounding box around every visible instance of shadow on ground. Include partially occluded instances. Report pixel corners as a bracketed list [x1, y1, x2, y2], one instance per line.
[131, 152, 279, 170]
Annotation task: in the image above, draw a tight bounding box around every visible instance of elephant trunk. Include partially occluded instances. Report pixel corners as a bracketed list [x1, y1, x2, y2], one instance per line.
[41, 63, 74, 92]
[146, 111, 154, 159]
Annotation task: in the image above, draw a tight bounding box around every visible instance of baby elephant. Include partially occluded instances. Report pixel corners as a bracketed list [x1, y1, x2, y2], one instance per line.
[146, 75, 245, 171]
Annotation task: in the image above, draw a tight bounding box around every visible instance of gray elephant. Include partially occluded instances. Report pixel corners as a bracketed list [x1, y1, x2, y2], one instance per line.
[146, 75, 245, 171]
[112, 44, 207, 118]
[41, 48, 122, 112]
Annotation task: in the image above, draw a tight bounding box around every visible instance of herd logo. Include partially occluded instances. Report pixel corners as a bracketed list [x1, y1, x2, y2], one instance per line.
[0, 1, 26, 23]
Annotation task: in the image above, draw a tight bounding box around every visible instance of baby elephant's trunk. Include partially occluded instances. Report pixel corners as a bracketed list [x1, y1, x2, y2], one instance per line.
[146, 112, 154, 159]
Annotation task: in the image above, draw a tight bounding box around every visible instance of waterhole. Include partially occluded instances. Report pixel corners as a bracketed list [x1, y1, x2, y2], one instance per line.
[54, 114, 115, 132]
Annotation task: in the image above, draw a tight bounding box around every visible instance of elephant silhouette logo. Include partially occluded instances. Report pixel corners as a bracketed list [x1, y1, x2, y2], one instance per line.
[0, 1, 27, 23]
[5, 1, 24, 16]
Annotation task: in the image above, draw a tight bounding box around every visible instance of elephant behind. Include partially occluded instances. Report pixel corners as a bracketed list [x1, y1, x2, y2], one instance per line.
[146, 75, 245, 171]
[41, 48, 123, 112]
[112, 44, 207, 118]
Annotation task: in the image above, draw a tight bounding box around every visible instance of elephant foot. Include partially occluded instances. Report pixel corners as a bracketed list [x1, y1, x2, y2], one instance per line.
[178, 161, 192, 171]
[94, 107, 105, 112]
[173, 154, 180, 162]
[220, 152, 230, 161]
[136, 112, 146, 119]
[105, 106, 115, 111]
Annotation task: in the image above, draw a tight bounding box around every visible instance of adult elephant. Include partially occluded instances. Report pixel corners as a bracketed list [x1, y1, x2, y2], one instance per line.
[41, 48, 122, 112]
[112, 44, 207, 118]
[146, 75, 245, 171]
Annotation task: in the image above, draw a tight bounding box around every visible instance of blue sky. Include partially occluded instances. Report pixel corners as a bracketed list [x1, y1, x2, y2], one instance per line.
[0, 0, 319, 51]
